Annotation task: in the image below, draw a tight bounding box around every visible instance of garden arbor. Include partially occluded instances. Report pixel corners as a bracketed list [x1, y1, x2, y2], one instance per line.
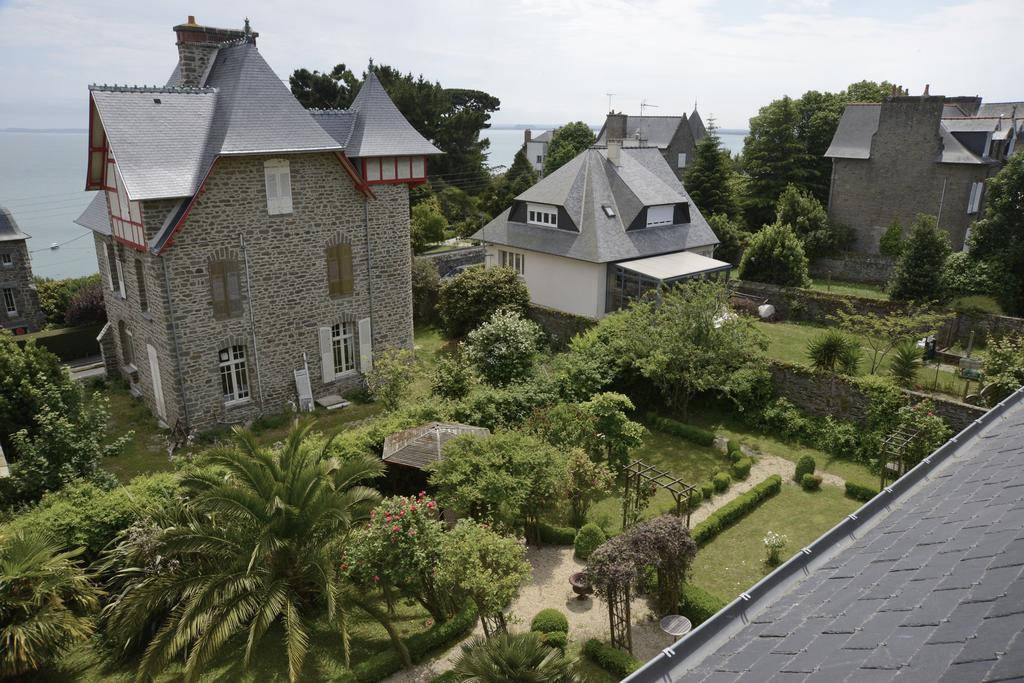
[621, 459, 698, 531]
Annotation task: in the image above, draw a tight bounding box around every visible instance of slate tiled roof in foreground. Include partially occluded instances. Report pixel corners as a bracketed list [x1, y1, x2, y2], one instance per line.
[627, 387, 1024, 682]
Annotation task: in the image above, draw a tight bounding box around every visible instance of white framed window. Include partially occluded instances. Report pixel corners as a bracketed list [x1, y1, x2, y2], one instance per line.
[646, 204, 675, 228]
[967, 181, 984, 215]
[499, 249, 525, 275]
[677, 153, 687, 168]
[264, 159, 293, 215]
[219, 345, 250, 403]
[365, 158, 381, 182]
[1, 252, 11, 267]
[332, 321, 357, 375]
[3, 287, 16, 316]
[527, 203, 558, 228]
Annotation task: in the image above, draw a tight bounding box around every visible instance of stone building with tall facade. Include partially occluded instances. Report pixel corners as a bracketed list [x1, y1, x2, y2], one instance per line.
[595, 109, 707, 181]
[74, 17, 438, 432]
[0, 207, 46, 334]
[825, 93, 1023, 253]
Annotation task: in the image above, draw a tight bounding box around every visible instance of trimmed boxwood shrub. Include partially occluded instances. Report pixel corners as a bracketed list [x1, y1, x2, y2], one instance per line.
[845, 481, 879, 502]
[794, 455, 816, 482]
[726, 440, 743, 463]
[731, 457, 753, 480]
[574, 523, 606, 560]
[692, 475, 782, 546]
[680, 582, 727, 626]
[801, 473, 823, 491]
[531, 608, 569, 634]
[538, 522, 577, 546]
[540, 630, 567, 651]
[582, 639, 641, 678]
[646, 414, 716, 447]
[700, 481, 715, 499]
[712, 471, 731, 493]
[687, 487, 704, 511]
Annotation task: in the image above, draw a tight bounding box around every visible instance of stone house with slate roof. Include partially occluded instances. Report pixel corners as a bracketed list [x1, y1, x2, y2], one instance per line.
[595, 109, 707, 181]
[0, 207, 45, 334]
[826, 93, 1024, 253]
[473, 140, 726, 319]
[626, 385, 1024, 683]
[522, 129, 554, 174]
[75, 17, 438, 432]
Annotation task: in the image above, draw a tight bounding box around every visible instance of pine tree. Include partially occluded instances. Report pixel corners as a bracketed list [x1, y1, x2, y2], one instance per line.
[505, 149, 537, 196]
[775, 184, 841, 256]
[742, 96, 810, 230]
[684, 120, 738, 218]
[888, 214, 951, 303]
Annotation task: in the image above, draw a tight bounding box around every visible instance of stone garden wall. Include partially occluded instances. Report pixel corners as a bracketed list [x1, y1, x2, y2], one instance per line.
[527, 304, 595, 349]
[417, 245, 485, 278]
[810, 252, 896, 284]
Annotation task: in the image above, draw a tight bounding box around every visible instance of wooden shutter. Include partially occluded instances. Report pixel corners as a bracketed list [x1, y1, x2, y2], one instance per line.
[338, 244, 353, 295]
[319, 326, 335, 383]
[265, 166, 279, 214]
[278, 165, 293, 214]
[358, 318, 373, 373]
[327, 246, 341, 296]
[225, 261, 242, 317]
[210, 261, 227, 319]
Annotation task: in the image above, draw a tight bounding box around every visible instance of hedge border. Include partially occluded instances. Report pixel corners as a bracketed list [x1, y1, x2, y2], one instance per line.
[14, 323, 103, 362]
[645, 414, 716, 448]
[538, 522, 577, 545]
[845, 481, 879, 502]
[680, 582, 727, 627]
[582, 638, 641, 678]
[692, 475, 782, 547]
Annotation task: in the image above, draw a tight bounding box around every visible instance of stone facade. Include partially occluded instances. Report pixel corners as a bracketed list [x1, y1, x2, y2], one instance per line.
[98, 153, 413, 432]
[0, 237, 45, 333]
[809, 253, 896, 285]
[416, 246, 485, 278]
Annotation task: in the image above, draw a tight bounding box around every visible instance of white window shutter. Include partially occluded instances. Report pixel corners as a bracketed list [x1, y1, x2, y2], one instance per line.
[105, 248, 114, 290]
[115, 258, 126, 299]
[973, 182, 983, 214]
[278, 167, 293, 214]
[358, 318, 373, 373]
[319, 326, 335, 383]
[265, 169, 279, 213]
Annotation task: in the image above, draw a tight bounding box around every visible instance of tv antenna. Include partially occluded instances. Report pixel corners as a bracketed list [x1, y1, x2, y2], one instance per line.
[640, 98, 659, 116]
[605, 93, 616, 113]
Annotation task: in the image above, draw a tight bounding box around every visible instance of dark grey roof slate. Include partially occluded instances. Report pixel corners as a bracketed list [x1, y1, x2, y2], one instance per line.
[73, 193, 111, 235]
[0, 207, 29, 242]
[689, 109, 707, 142]
[626, 387, 1024, 683]
[533, 130, 554, 143]
[596, 116, 685, 149]
[473, 146, 718, 263]
[309, 110, 357, 148]
[824, 104, 880, 159]
[977, 101, 1024, 119]
[343, 72, 441, 158]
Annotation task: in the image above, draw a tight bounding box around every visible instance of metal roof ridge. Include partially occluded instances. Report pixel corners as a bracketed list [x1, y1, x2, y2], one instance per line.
[623, 383, 1024, 683]
[309, 108, 354, 115]
[89, 84, 216, 94]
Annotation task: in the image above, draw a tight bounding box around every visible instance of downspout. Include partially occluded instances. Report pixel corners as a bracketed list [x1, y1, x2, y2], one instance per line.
[363, 197, 375, 326]
[239, 235, 265, 409]
[160, 254, 191, 430]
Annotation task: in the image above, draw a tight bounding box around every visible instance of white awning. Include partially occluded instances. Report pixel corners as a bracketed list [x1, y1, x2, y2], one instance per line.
[617, 251, 732, 281]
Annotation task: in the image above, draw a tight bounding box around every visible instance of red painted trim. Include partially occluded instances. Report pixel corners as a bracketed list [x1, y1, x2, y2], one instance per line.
[113, 235, 148, 252]
[334, 152, 375, 199]
[157, 157, 221, 255]
[85, 96, 107, 191]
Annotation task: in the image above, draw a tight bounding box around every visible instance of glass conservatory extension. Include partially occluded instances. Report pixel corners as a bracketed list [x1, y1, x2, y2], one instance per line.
[605, 251, 732, 313]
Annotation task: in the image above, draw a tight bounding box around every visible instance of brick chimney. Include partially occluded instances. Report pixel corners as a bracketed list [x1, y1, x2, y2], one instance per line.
[524, 129, 532, 143]
[605, 112, 627, 142]
[607, 139, 622, 167]
[173, 16, 256, 87]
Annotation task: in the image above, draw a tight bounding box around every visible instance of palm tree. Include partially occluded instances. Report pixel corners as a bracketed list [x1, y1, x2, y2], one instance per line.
[451, 632, 580, 683]
[0, 529, 101, 678]
[103, 420, 385, 683]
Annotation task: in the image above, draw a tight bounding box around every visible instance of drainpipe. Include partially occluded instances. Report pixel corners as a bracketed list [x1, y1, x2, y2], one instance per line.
[240, 235, 265, 408]
[160, 254, 191, 430]
[363, 197, 375, 324]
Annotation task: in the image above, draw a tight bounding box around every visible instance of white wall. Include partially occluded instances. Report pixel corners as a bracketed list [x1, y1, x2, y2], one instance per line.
[525, 141, 547, 172]
[485, 245, 606, 319]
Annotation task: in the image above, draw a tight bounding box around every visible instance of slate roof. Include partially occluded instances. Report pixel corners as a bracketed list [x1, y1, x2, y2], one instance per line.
[472, 146, 719, 263]
[0, 207, 29, 242]
[824, 104, 880, 160]
[73, 193, 111, 236]
[596, 116, 686, 149]
[626, 386, 1024, 683]
[381, 422, 490, 470]
[689, 108, 707, 142]
[341, 72, 441, 158]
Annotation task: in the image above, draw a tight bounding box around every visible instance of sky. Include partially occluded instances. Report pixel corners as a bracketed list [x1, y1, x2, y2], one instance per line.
[0, 0, 1020, 131]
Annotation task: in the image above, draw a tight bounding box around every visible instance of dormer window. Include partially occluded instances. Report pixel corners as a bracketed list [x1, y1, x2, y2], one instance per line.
[528, 203, 558, 228]
[646, 205, 674, 228]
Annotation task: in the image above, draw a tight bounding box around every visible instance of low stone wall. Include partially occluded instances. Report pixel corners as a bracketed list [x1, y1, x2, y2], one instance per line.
[941, 311, 1024, 347]
[810, 252, 895, 284]
[416, 245, 485, 277]
[769, 362, 986, 433]
[731, 280, 902, 323]
[527, 304, 595, 349]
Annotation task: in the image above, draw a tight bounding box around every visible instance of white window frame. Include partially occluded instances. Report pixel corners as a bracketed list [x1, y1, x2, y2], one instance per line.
[3, 287, 16, 316]
[967, 181, 983, 215]
[646, 204, 675, 228]
[264, 159, 293, 215]
[0, 252, 11, 267]
[527, 203, 558, 228]
[219, 345, 250, 404]
[499, 249, 525, 275]
[677, 153, 687, 168]
[331, 321, 357, 375]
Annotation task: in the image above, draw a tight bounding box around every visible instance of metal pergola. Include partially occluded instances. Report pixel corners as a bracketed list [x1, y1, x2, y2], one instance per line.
[879, 427, 921, 489]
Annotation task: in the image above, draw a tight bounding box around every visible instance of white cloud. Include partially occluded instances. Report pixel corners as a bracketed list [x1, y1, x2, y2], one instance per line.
[0, 0, 1019, 130]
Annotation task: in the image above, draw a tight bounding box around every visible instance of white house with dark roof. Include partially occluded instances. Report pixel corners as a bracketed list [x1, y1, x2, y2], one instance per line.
[523, 129, 555, 174]
[472, 141, 725, 319]
[596, 109, 707, 181]
[75, 17, 439, 432]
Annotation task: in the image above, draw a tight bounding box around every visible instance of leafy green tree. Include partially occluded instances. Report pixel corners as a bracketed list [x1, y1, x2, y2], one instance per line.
[410, 195, 448, 254]
[0, 529, 101, 678]
[888, 214, 951, 303]
[879, 219, 906, 258]
[431, 352, 475, 400]
[737, 221, 811, 287]
[806, 330, 861, 374]
[775, 184, 843, 256]
[33, 274, 101, 326]
[103, 422, 387, 682]
[982, 334, 1024, 403]
[941, 251, 1001, 298]
[525, 403, 602, 457]
[707, 213, 747, 265]
[967, 152, 1024, 315]
[451, 632, 578, 682]
[564, 448, 614, 528]
[366, 348, 416, 411]
[844, 80, 897, 102]
[63, 278, 107, 326]
[464, 310, 543, 386]
[543, 122, 596, 176]
[684, 120, 738, 218]
[436, 185, 485, 238]
[479, 149, 538, 219]
[437, 266, 530, 338]
[412, 257, 440, 324]
[889, 340, 922, 388]
[0, 335, 79, 456]
[741, 96, 809, 229]
[831, 307, 948, 374]
[582, 392, 644, 469]
[792, 90, 849, 202]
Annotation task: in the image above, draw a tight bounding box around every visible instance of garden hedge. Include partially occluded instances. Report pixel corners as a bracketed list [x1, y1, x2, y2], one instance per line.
[712, 471, 731, 493]
[731, 457, 753, 480]
[692, 475, 782, 547]
[582, 639, 641, 678]
[538, 522, 577, 545]
[645, 414, 716, 447]
[801, 473, 823, 491]
[845, 481, 879, 502]
[540, 630, 568, 651]
[340, 601, 478, 683]
[15, 323, 104, 362]
[680, 582, 727, 626]
[794, 455, 816, 482]
[700, 481, 715, 499]
[687, 487, 704, 510]
[531, 608, 569, 634]
[726, 439, 742, 461]
[573, 523, 606, 560]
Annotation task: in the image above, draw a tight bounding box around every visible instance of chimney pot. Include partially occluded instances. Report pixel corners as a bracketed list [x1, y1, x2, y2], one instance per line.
[187, 15, 196, 24]
[924, 84, 930, 96]
[607, 140, 622, 167]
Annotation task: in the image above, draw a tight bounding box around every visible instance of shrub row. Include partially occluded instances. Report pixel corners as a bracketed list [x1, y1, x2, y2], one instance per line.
[845, 481, 880, 502]
[731, 457, 753, 480]
[538, 521, 577, 546]
[692, 475, 783, 547]
[15, 323, 104, 361]
[680, 582, 728, 626]
[341, 601, 478, 683]
[645, 414, 716, 447]
[582, 639, 641, 678]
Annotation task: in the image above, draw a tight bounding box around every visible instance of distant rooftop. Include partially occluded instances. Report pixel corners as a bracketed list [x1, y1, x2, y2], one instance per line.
[0, 207, 29, 242]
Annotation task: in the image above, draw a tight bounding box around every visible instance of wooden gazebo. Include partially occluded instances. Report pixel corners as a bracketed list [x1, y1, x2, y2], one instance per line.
[381, 421, 490, 493]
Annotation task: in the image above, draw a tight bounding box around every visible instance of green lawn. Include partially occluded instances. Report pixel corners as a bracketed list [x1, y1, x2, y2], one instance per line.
[100, 383, 176, 482]
[690, 483, 860, 602]
[808, 278, 888, 300]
